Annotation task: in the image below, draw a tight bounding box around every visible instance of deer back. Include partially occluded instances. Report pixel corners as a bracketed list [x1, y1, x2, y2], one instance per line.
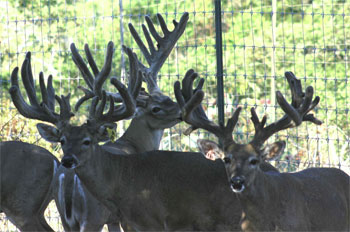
[0, 141, 59, 231]
[236, 167, 350, 231]
[71, 148, 243, 231]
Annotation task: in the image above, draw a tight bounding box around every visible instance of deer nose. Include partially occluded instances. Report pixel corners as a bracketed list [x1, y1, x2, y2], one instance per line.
[230, 176, 245, 193]
[61, 155, 78, 169]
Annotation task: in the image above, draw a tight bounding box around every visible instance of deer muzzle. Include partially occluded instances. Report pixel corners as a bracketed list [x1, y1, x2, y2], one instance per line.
[230, 176, 245, 193]
[61, 154, 78, 169]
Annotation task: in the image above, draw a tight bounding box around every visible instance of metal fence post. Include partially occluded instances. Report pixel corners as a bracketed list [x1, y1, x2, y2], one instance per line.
[215, 0, 225, 129]
[119, 0, 125, 78]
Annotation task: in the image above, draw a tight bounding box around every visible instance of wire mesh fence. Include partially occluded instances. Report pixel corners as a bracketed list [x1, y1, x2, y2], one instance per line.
[0, 0, 349, 230]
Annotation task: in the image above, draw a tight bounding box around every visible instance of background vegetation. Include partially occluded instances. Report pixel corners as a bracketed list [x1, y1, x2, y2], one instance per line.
[0, 0, 349, 229]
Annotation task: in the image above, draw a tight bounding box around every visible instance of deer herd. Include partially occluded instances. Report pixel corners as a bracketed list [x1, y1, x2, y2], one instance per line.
[0, 12, 349, 232]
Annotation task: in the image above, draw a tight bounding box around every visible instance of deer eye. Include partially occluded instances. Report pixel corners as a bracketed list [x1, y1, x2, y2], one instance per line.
[60, 137, 66, 145]
[152, 107, 161, 113]
[223, 157, 231, 164]
[249, 158, 259, 166]
[82, 138, 91, 146]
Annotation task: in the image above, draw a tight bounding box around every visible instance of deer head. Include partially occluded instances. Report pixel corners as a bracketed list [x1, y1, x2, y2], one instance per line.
[9, 43, 139, 169]
[175, 72, 322, 193]
[127, 12, 190, 129]
[71, 13, 190, 132]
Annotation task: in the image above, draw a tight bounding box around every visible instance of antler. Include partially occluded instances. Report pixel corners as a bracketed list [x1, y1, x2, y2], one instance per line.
[9, 52, 73, 128]
[129, 12, 189, 93]
[176, 69, 205, 135]
[175, 71, 322, 150]
[71, 41, 142, 111]
[9, 51, 135, 131]
[174, 69, 242, 146]
[88, 78, 136, 126]
[72, 41, 112, 110]
[249, 71, 322, 149]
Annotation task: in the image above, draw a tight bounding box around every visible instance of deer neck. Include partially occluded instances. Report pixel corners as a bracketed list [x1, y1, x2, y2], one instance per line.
[74, 145, 129, 214]
[237, 170, 281, 231]
[116, 117, 164, 153]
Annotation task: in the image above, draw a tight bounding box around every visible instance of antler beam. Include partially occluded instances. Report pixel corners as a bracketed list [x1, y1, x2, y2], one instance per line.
[72, 42, 142, 111]
[176, 71, 322, 150]
[129, 12, 189, 93]
[174, 69, 242, 146]
[9, 52, 73, 127]
[250, 71, 322, 148]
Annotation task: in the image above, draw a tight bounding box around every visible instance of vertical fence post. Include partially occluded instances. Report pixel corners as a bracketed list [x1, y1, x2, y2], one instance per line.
[271, 0, 276, 122]
[119, 0, 125, 78]
[215, 0, 225, 129]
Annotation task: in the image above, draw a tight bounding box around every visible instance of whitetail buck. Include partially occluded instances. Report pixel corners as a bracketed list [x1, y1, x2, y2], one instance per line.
[80, 12, 190, 154]
[1, 61, 61, 231]
[50, 13, 189, 231]
[0, 140, 59, 231]
[52, 41, 129, 231]
[177, 71, 350, 231]
[8, 43, 140, 231]
[9, 49, 138, 230]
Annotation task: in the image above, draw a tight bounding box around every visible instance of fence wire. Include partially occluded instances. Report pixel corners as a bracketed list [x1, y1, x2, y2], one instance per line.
[0, 0, 349, 231]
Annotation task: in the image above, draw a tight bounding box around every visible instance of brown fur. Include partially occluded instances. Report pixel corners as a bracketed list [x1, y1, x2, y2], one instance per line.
[0, 141, 59, 231]
[198, 140, 350, 231]
[225, 144, 350, 231]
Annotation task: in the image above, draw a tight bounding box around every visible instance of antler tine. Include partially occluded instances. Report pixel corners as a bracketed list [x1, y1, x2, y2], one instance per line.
[122, 45, 143, 101]
[72, 41, 117, 110]
[92, 41, 114, 98]
[71, 43, 94, 90]
[174, 70, 240, 147]
[89, 92, 113, 124]
[10, 56, 56, 123]
[9, 66, 57, 123]
[9, 53, 74, 127]
[128, 12, 189, 92]
[250, 71, 322, 149]
[95, 45, 143, 107]
[21, 52, 40, 107]
[84, 43, 100, 77]
[39, 73, 55, 111]
[74, 86, 95, 112]
[89, 78, 136, 125]
[55, 94, 74, 128]
[285, 71, 304, 108]
[178, 69, 205, 135]
[145, 13, 189, 74]
[109, 78, 136, 121]
[223, 108, 243, 146]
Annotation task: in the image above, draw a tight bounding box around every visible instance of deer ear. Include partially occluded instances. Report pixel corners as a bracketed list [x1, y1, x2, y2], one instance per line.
[97, 123, 117, 142]
[197, 139, 224, 160]
[36, 123, 60, 142]
[260, 141, 286, 161]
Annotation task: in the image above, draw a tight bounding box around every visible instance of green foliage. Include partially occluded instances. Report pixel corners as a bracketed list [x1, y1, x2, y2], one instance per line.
[0, 99, 62, 158]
